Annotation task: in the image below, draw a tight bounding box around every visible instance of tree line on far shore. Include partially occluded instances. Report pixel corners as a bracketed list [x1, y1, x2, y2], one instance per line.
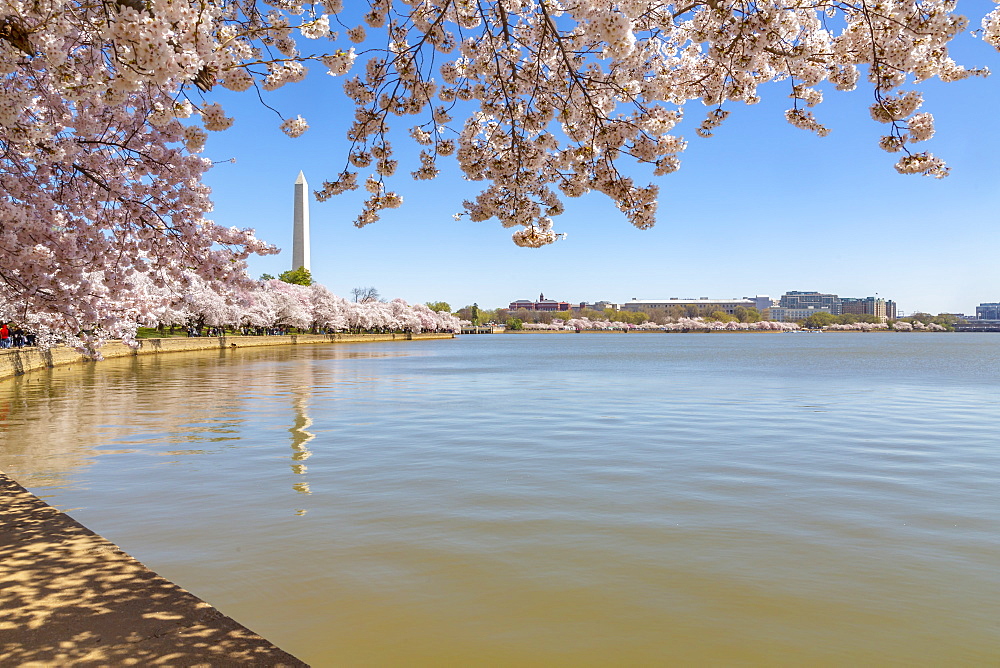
[436, 302, 966, 332]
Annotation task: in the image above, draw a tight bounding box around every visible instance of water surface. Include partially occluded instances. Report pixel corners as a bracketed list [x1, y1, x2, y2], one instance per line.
[1, 333, 998, 665]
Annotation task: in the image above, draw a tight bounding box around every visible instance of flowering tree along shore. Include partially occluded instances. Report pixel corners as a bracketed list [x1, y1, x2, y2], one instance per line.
[2, 0, 999, 341]
[522, 316, 947, 331]
[0, 269, 459, 351]
[183, 280, 461, 334]
[123, 278, 459, 348]
[526, 316, 801, 331]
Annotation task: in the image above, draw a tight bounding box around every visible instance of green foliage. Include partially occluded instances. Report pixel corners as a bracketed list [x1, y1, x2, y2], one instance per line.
[260, 273, 275, 281]
[574, 308, 607, 321]
[278, 267, 313, 286]
[476, 307, 500, 324]
[506, 318, 524, 330]
[801, 311, 838, 328]
[901, 312, 963, 331]
[456, 303, 484, 324]
[664, 305, 688, 320]
[935, 313, 965, 326]
[734, 306, 763, 323]
[707, 310, 737, 323]
[641, 307, 670, 324]
[426, 301, 452, 313]
[611, 309, 649, 325]
[136, 326, 221, 338]
[796, 313, 885, 327]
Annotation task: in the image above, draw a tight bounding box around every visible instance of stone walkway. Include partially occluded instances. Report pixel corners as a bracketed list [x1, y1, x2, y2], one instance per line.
[0, 471, 307, 666]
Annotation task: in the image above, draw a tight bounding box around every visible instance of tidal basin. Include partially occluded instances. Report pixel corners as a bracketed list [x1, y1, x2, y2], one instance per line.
[1, 333, 998, 665]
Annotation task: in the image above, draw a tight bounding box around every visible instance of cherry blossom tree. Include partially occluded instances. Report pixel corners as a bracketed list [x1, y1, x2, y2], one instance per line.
[3, 0, 998, 341]
[306, 0, 995, 247]
[546, 315, 800, 331]
[140, 275, 455, 334]
[827, 322, 890, 331]
[347, 299, 388, 331]
[241, 285, 280, 329]
[419, 302, 461, 331]
[0, 0, 278, 341]
[389, 298, 422, 331]
[310, 283, 351, 331]
[178, 274, 244, 328]
[266, 279, 314, 329]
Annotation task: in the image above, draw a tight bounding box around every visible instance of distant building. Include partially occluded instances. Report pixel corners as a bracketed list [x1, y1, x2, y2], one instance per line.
[621, 298, 757, 316]
[841, 297, 896, 321]
[955, 320, 1000, 331]
[976, 303, 1000, 320]
[770, 293, 896, 321]
[508, 293, 571, 312]
[572, 301, 620, 312]
[768, 306, 835, 322]
[747, 296, 774, 312]
[779, 291, 842, 315]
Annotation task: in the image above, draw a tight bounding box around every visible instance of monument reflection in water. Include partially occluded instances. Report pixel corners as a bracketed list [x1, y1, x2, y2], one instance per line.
[1, 335, 998, 666]
[289, 360, 314, 506]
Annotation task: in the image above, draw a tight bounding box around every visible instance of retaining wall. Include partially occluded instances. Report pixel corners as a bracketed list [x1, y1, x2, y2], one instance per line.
[0, 332, 454, 381]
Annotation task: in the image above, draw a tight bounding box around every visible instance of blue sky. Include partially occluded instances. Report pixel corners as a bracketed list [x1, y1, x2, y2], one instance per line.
[200, 4, 1000, 315]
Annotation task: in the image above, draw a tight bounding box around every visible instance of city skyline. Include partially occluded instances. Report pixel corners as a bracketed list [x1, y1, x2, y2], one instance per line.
[503, 292, 912, 321]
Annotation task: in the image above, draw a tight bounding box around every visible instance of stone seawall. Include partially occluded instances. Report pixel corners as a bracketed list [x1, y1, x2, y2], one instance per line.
[0, 332, 454, 381]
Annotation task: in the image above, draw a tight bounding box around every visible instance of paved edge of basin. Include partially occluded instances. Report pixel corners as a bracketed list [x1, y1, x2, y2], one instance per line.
[0, 470, 309, 667]
[0, 331, 455, 381]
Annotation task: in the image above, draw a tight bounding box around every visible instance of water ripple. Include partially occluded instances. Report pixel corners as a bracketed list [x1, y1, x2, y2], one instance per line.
[1, 334, 998, 665]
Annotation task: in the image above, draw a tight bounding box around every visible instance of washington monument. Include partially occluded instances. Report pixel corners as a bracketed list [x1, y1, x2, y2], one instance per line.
[293, 170, 310, 271]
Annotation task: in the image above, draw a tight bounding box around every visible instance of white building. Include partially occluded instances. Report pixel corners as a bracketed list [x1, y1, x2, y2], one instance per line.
[768, 306, 834, 322]
[573, 301, 621, 312]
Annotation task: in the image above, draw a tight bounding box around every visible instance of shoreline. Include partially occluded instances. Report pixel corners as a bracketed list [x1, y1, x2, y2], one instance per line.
[504, 329, 789, 333]
[503, 328, 948, 334]
[0, 470, 308, 666]
[0, 331, 454, 381]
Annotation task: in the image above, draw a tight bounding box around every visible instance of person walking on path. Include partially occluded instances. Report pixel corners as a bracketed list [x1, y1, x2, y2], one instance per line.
[0, 323, 10, 349]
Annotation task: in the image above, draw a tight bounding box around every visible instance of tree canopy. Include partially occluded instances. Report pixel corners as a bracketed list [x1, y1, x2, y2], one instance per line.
[801, 311, 838, 329]
[426, 301, 453, 313]
[2, 0, 998, 342]
[279, 267, 314, 286]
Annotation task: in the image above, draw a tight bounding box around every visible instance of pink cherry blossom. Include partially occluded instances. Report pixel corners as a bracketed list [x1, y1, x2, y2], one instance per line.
[3, 0, 996, 342]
